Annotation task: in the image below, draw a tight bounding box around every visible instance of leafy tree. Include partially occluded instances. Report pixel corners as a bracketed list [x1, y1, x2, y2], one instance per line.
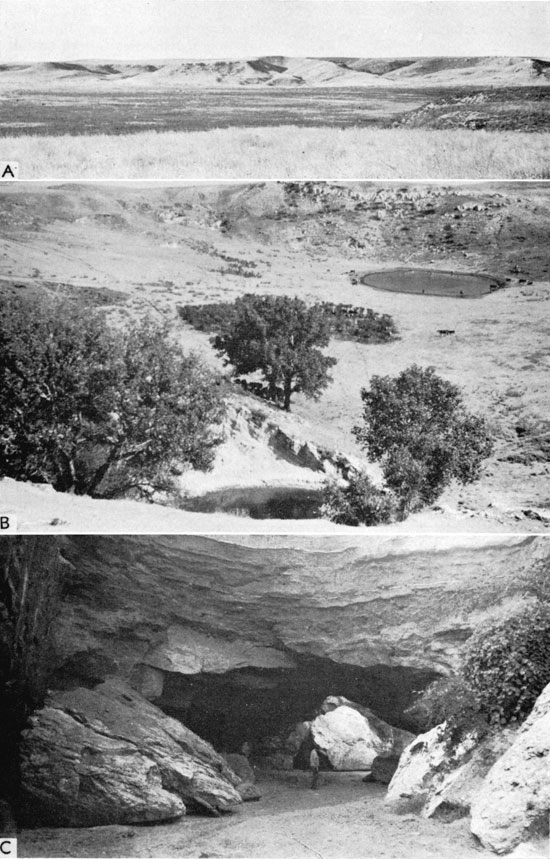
[0, 295, 225, 497]
[212, 294, 337, 411]
[353, 365, 493, 515]
[321, 471, 396, 526]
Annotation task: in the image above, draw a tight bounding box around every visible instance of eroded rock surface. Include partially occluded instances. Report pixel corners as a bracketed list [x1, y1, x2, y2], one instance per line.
[19, 679, 242, 826]
[385, 723, 516, 820]
[470, 683, 550, 853]
[40, 534, 546, 744]
[57, 534, 540, 682]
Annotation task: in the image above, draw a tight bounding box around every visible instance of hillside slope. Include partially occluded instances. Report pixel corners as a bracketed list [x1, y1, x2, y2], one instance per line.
[0, 56, 548, 90]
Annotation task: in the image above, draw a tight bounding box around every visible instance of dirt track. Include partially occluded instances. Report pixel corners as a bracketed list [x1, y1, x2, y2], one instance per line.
[19, 772, 485, 859]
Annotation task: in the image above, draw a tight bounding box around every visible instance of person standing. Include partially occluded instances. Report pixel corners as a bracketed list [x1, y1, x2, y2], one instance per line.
[309, 747, 320, 790]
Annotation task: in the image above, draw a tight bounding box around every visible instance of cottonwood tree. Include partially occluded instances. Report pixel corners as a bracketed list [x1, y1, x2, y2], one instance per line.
[0, 295, 225, 497]
[353, 364, 493, 515]
[212, 294, 337, 411]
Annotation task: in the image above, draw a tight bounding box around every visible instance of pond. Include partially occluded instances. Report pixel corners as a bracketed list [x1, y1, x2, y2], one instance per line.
[360, 268, 504, 298]
[181, 485, 324, 519]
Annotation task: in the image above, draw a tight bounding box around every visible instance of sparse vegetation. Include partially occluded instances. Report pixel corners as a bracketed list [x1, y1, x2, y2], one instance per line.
[212, 294, 337, 411]
[0, 293, 225, 498]
[178, 301, 235, 333]
[353, 365, 494, 516]
[406, 676, 486, 742]
[178, 299, 397, 344]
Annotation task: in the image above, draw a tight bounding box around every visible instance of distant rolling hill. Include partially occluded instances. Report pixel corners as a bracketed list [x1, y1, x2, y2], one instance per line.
[0, 55, 549, 90]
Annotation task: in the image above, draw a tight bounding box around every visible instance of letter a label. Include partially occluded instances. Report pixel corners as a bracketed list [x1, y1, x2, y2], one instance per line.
[0, 163, 19, 181]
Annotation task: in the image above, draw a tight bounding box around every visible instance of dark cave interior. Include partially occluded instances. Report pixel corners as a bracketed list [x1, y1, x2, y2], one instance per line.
[152, 653, 440, 757]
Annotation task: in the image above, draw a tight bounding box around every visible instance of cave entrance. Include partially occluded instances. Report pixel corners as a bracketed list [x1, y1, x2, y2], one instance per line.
[153, 654, 440, 761]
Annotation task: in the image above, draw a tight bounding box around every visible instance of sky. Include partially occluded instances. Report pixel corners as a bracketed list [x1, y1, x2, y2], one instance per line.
[1, 0, 549, 63]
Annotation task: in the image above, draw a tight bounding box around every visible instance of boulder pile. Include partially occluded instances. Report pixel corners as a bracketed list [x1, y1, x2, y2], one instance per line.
[385, 682, 550, 854]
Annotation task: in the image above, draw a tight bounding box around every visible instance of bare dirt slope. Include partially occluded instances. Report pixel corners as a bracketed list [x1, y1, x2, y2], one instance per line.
[2, 181, 549, 530]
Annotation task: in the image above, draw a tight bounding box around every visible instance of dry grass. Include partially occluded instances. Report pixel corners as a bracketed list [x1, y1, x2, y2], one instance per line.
[6, 126, 550, 180]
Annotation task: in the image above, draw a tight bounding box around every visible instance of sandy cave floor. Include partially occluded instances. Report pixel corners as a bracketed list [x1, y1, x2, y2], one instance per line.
[18, 772, 486, 859]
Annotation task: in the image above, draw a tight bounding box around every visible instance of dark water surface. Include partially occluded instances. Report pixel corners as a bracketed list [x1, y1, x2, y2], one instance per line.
[361, 268, 504, 297]
[183, 485, 324, 519]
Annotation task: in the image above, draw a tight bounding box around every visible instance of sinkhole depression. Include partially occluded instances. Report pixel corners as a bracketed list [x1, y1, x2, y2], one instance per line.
[360, 268, 504, 297]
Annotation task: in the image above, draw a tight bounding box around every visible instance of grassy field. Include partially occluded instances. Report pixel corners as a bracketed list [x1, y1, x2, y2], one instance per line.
[6, 125, 550, 179]
[0, 87, 429, 136]
[1, 86, 548, 136]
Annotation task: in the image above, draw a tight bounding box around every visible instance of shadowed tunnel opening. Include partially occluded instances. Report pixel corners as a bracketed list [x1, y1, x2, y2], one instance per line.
[152, 654, 440, 757]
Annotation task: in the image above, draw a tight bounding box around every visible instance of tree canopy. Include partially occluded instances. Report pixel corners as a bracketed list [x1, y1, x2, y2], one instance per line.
[0, 294, 225, 497]
[212, 294, 337, 411]
[353, 364, 493, 515]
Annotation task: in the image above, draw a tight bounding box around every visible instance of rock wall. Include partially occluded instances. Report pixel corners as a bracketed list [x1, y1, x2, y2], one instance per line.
[470, 683, 550, 853]
[385, 684, 550, 854]
[385, 723, 516, 819]
[56, 534, 540, 673]
[45, 534, 545, 744]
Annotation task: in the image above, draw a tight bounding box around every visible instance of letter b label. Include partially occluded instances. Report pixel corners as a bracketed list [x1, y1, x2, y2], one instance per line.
[0, 516, 17, 532]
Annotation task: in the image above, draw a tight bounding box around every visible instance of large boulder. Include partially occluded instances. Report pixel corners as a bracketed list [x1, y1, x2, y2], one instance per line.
[470, 683, 550, 854]
[385, 722, 515, 819]
[424, 730, 516, 822]
[19, 679, 242, 827]
[222, 753, 262, 802]
[310, 696, 414, 770]
[19, 707, 184, 827]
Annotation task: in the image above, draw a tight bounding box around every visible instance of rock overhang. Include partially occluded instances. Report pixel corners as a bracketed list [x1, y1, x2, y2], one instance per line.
[43, 534, 547, 742]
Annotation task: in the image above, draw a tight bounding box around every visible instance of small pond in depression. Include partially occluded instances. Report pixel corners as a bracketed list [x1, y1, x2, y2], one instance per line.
[182, 486, 324, 519]
[360, 268, 504, 298]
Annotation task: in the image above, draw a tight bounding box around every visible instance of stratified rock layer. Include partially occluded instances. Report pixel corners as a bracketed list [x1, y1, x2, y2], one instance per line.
[44, 535, 546, 739]
[19, 679, 242, 826]
[57, 534, 540, 681]
[470, 683, 550, 853]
